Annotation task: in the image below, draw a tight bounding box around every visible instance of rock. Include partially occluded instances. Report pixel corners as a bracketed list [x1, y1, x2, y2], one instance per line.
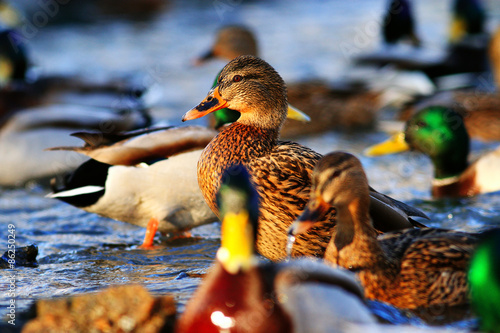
[22, 285, 176, 333]
[0, 245, 38, 269]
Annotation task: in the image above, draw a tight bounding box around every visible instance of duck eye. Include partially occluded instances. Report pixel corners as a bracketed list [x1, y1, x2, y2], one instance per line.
[416, 121, 427, 128]
[232, 75, 242, 82]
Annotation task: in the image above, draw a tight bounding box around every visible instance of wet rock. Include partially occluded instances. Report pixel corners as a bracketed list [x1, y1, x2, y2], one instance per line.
[22, 285, 176, 333]
[0, 245, 38, 269]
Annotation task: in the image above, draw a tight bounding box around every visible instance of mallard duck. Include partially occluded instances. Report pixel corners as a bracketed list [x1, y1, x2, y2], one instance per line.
[355, 0, 489, 83]
[382, 0, 421, 47]
[48, 125, 219, 245]
[366, 106, 500, 198]
[393, 25, 500, 143]
[182, 55, 427, 261]
[194, 25, 393, 134]
[176, 164, 376, 333]
[469, 228, 500, 333]
[0, 104, 150, 187]
[0, 28, 147, 119]
[289, 151, 479, 310]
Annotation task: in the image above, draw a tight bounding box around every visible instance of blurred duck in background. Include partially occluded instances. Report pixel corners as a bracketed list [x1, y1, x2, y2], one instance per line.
[0, 105, 151, 187]
[355, 0, 490, 86]
[468, 229, 500, 333]
[394, 26, 500, 143]
[0, 29, 149, 119]
[0, 28, 154, 187]
[365, 106, 500, 198]
[194, 25, 433, 136]
[381, 0, 421, 47]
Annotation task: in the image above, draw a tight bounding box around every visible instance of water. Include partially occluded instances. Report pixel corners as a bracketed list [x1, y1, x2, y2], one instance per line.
[1, 0, 500, 329]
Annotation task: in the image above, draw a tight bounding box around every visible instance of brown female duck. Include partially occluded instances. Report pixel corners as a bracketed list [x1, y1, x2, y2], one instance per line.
[290, 152, 478, 309]
[182, 55, 426, 261]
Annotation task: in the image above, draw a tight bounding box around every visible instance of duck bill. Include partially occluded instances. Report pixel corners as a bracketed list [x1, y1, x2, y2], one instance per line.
[193, 49, 214, 66]
[217, 211, 255, 274]
[287, 105, 311, 122]
[182, 86, 229, 122]
[364, 132, 410, 157]
[288, 196, 329, 236]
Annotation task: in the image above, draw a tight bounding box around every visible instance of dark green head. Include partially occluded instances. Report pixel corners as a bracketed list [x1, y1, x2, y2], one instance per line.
[404, 106, 469, 179]
[469, 228, 500, 333]
[0, 29, 29, 82]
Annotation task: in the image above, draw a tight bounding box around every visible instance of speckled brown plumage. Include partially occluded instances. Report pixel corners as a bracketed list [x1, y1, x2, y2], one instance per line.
[296, 152, 478, 310]
[187, 56, 424, 262]
[199, 122, 335, 260]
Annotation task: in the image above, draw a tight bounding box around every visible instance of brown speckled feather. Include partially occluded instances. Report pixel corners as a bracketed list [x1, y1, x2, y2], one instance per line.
[198, 122, 336, 261]
[309, 153, 478, 310]
[361, 228, 478, 309]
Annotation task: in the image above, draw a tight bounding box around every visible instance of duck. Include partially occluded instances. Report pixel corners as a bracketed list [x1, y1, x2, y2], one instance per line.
[0, 104, 151, 187]
[381, 0, 421, 47]
[365, 106, 500, 198]
[0, 28, 148, 120]
[289, 151, 479, 310]
[47, 125, 219, 246]
[393, 26, 500, 143]
[354, 0, 490, 83]
[46, 96, 310, 246]
[176, 164, 377, 333]
[182, 55, 427, 261]
[194, 25, 405, 135]
[468, 228, 500, 333]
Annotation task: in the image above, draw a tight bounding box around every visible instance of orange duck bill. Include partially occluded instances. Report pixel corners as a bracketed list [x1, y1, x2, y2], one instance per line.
[182, 86, 228, 121]
[288, 195, 331, 236]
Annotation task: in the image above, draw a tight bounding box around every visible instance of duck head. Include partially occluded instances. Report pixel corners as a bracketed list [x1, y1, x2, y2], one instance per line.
[366, 106, 470, 180]
[405, 106, 469, 179]
[183, 55, 288, 131]
[290, 152, 370, 235]
[195, 25, 258, 64]
[0, 29, 29, 84]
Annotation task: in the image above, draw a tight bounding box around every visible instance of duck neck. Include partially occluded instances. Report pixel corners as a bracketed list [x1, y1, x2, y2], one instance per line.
[432, 149, 469, 180]
[330, 197, 383, 268]
[224, 122, 279, 155]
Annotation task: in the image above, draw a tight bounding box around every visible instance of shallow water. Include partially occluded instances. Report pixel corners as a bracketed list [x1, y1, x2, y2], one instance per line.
[1, 0, 500, 329]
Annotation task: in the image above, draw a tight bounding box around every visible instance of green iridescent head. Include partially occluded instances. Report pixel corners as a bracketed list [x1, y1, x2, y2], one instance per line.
[469, 229, 500, 333]
[404, 106, 469, 179]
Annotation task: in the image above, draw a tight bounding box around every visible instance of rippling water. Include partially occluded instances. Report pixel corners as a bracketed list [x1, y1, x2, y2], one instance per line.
[1, 0, 500, 329]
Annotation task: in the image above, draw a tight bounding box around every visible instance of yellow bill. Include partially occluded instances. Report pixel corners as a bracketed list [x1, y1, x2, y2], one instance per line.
[364, 132, 410, 157]
[217, 211, 256, 274]
[287, 104, 311, 122]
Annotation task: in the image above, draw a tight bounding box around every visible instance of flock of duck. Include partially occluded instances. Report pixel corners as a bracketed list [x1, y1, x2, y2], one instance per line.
[2, 0, 500, 332]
